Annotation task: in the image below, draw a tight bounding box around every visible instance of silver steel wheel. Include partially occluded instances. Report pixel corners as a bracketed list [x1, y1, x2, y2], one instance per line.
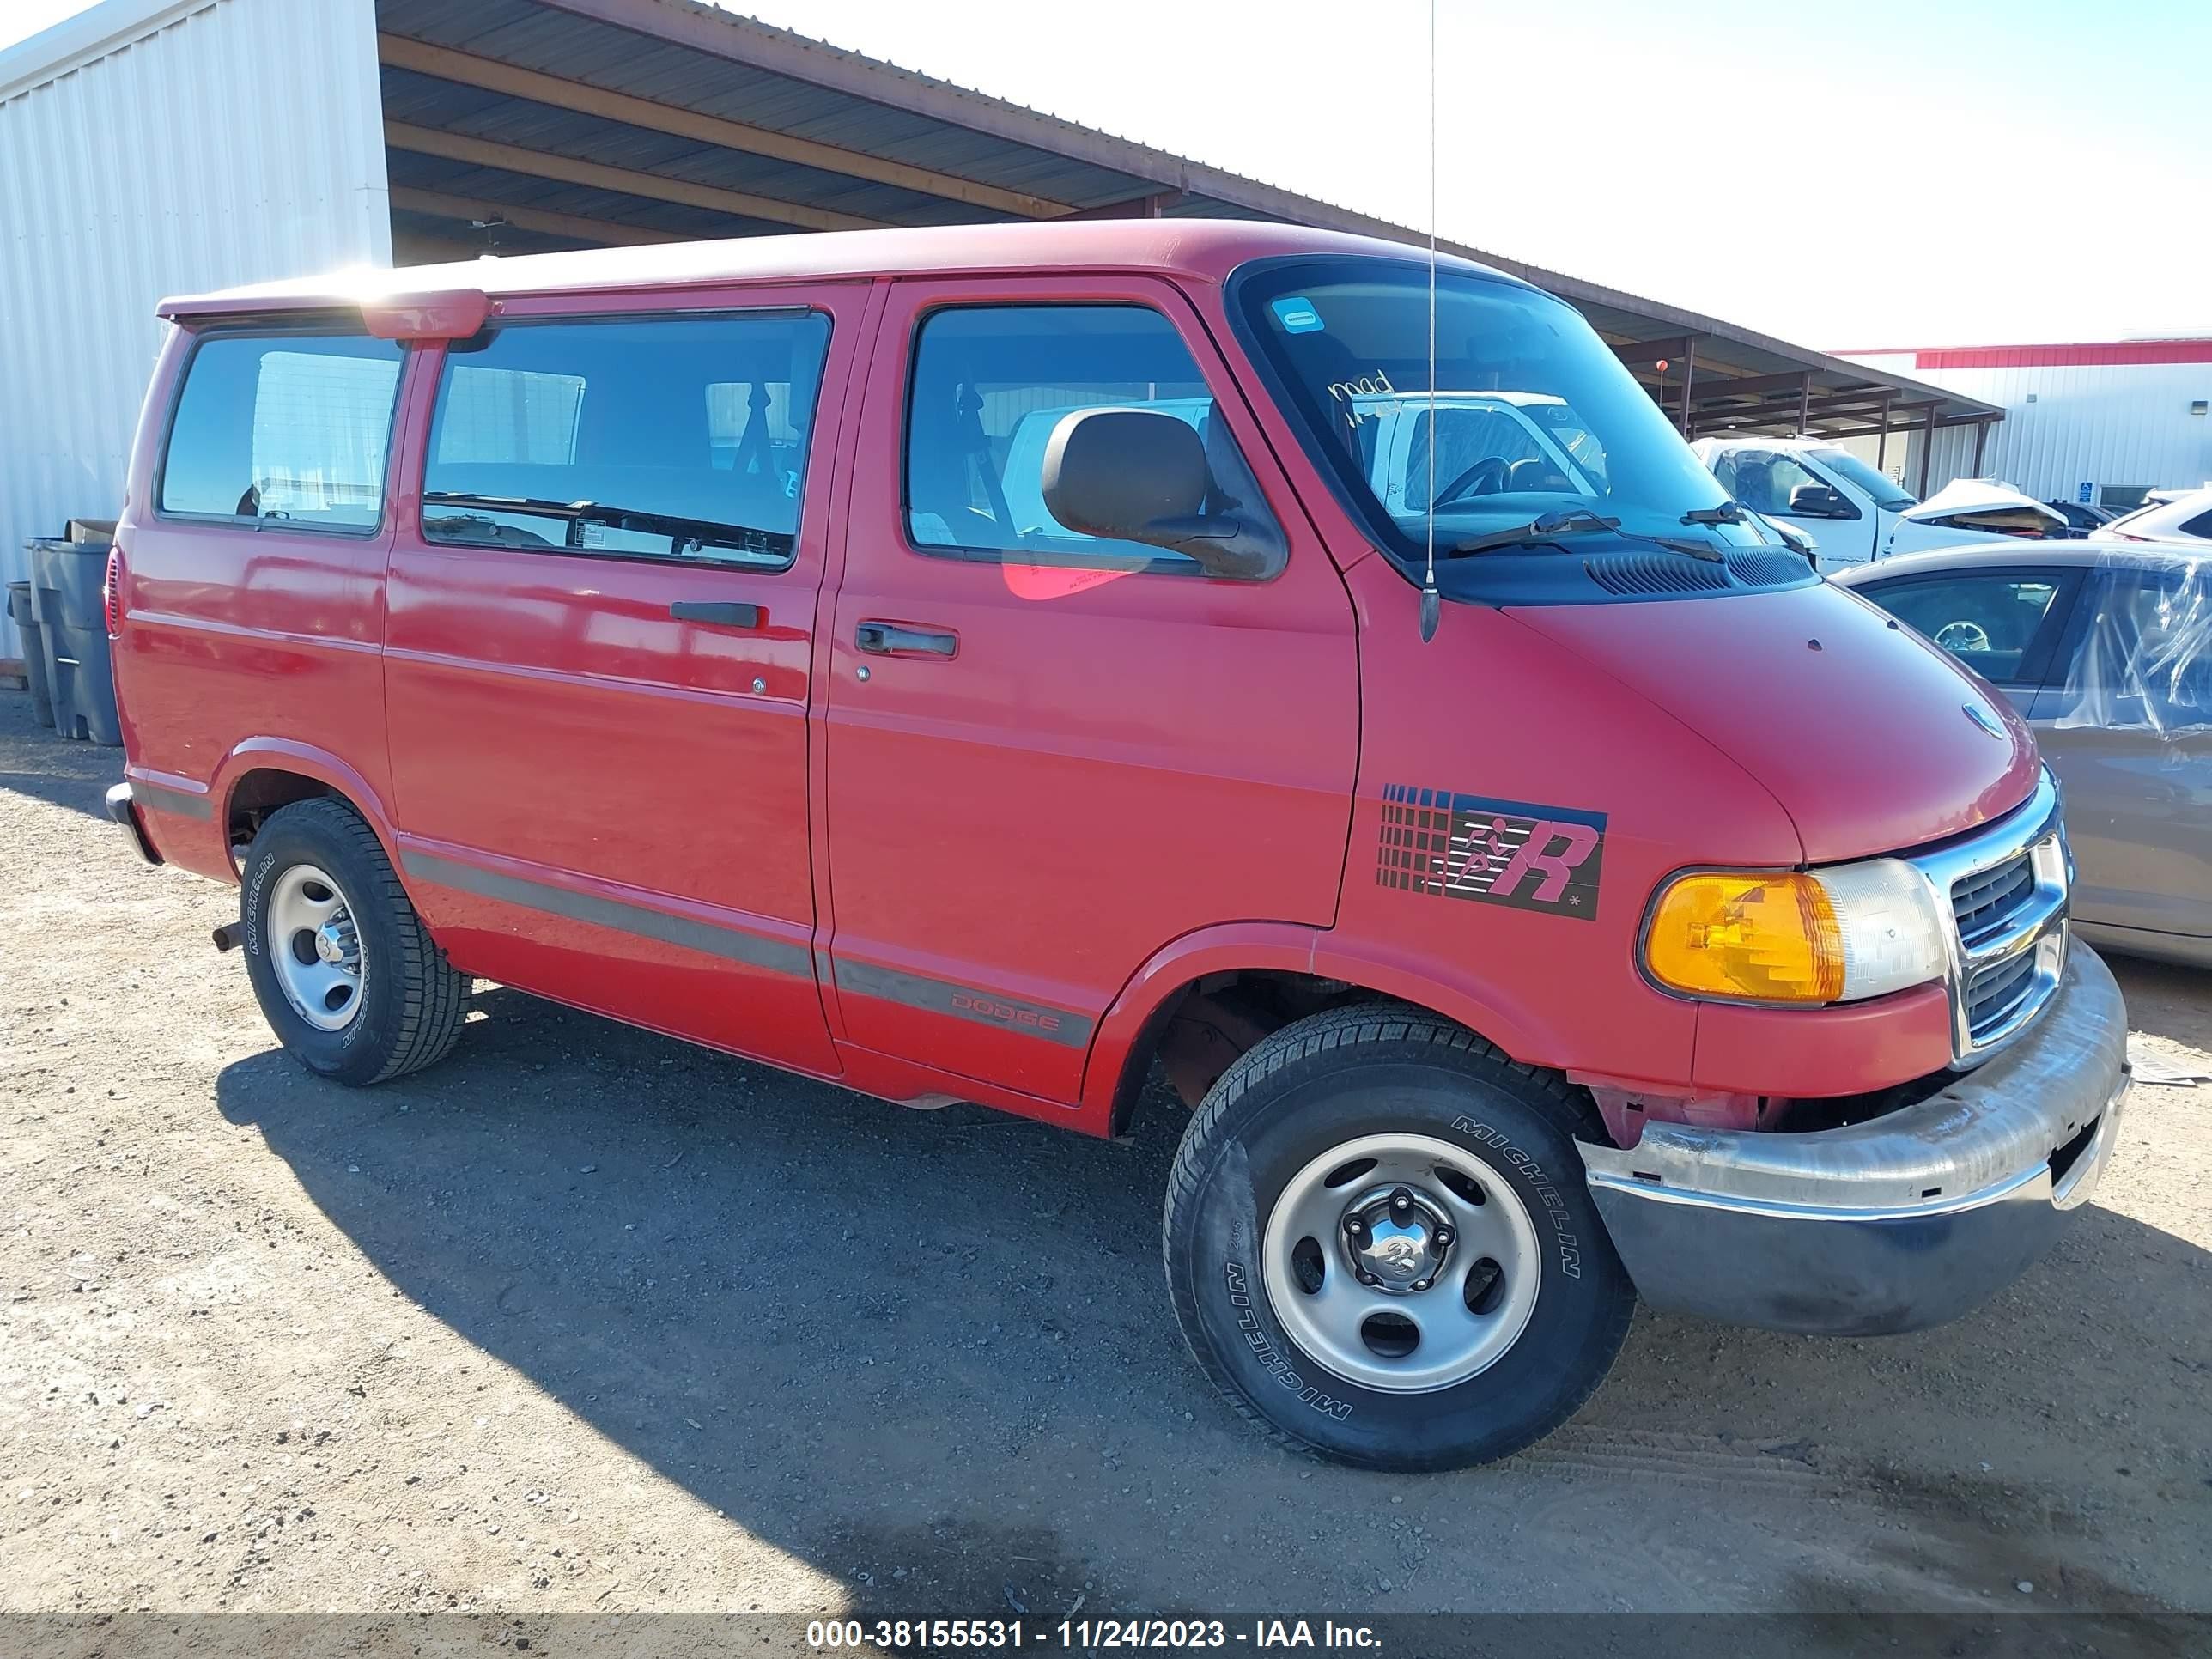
[267, 863, 367, 1033]
[1261, 1132, 1542, 1394]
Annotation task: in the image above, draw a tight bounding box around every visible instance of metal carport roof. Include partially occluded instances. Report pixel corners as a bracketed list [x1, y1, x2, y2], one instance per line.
[373, 0, 1999, 448]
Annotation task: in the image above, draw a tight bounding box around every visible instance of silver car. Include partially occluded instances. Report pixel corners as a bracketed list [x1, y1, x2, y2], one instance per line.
[1837, 542, 2212, 968]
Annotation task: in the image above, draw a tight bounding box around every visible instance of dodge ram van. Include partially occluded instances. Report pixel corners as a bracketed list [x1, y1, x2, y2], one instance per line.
[104, 222, 2130, 1470]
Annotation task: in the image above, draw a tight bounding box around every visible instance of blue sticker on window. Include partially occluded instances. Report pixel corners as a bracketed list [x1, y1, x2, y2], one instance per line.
[1272, 296, 1325, 334]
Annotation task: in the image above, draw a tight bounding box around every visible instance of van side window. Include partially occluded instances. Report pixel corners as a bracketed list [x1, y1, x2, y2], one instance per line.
[422, 312, 831, 569]
[903, 305, 1283, 576]
[160, 332, 403, 531]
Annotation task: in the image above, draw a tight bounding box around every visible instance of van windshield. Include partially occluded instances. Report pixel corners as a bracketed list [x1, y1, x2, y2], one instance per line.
[1234, 259, 1758, 558]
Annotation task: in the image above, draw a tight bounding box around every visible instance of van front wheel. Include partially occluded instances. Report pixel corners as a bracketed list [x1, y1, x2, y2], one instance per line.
[1162, 1004, 1633, 1470]
[240, 799, 467, 1085]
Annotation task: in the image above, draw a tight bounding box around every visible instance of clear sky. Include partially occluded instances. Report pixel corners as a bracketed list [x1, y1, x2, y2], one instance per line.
[6, 0, 2205, 348]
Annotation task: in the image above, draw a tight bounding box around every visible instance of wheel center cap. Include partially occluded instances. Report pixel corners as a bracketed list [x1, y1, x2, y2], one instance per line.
[1344, 1186, 1452, 1294]
[315, 922, 352, 966]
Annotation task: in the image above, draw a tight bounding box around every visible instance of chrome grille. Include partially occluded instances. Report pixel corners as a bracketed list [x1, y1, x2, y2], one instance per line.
[1905, 771, 2070, 1066]
[1964, 949, 2039, 1043]
[1952, 853, 2035, 947]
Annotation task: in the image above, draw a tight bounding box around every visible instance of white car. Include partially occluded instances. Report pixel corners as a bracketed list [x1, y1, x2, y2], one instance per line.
[2092, 485, 2212, 544]
[1692, 436, 2064, 571]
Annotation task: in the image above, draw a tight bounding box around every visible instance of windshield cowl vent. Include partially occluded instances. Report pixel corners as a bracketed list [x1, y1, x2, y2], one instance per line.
[1583, 554, 1730, 597]
[1578, 549, 1816, 599]
[1724, 550, 1817, 588]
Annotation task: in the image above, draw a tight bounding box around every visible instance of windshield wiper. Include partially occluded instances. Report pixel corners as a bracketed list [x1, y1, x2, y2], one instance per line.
[1680, 501, 1750, 526]
[1440, 508, 1621, 559]
[1650, 535, 1728, 563]
[422, 492, 793, 557]
[1438, 507, 1736, 565]
[1441, 508, 1733, 566]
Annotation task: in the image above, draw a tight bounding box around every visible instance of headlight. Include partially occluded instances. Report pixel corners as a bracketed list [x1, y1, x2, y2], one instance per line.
[1644, 860, 1948, 1006]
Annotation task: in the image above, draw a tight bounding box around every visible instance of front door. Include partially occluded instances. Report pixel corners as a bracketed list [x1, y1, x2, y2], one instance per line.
[384, 291, 864, 1074]
[822, 277, 1359, 1102]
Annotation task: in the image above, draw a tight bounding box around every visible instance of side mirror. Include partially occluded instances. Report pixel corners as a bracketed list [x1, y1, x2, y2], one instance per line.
[1041, 408, 1267, 578]
[1788, 483, 1853, 520]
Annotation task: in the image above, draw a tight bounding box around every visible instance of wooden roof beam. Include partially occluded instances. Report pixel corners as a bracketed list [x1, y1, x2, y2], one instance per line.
[1687, 369, 1833, 404]
[1609, 333, 1699, 368]
[384, 121, 886, 233]
[378, 33, 1071, 221]
[388, 185, 690, 247]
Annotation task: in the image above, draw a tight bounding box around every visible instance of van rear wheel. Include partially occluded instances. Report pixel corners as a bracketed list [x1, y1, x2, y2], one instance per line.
[1162, 1003, 1633, 1470]
[240, 799, 467, 1085]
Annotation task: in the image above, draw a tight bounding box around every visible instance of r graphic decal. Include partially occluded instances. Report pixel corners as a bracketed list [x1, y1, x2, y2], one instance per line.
[1377, 787, 1606, 920]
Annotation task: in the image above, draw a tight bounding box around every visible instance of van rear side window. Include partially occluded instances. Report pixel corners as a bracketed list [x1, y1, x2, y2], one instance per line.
[422, 312, 830, 569]
[160, 331, 403, 531]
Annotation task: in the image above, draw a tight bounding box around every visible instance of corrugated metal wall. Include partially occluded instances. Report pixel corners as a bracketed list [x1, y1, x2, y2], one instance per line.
[0, 0, 389, 656]
[1844, 350, 2212, 507]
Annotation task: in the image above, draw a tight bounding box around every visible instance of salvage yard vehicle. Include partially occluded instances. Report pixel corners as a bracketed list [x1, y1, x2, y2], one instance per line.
[2045, 498, 2118, 538]
[103, 222, 2130, 1470]
[1837, 540, 2212, 967]
[2094, 485, 2212, 545]
[1692, 436, 2065, 569]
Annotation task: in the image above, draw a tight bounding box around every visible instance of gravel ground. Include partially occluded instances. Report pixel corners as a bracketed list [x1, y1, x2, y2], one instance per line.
[3, 687, 2208, 1621]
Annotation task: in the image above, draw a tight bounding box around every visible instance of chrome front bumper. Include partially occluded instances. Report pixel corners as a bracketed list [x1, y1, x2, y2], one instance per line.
[1580, 945, 2130, 1335]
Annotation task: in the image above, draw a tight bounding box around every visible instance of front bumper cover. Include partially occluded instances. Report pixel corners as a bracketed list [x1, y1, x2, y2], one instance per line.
[1579, 944, 2129, 1335]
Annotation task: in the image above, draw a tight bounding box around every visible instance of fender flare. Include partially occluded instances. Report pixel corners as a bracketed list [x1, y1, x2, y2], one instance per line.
[211, 738, 404, 869]
[1076, 921, 1565, 1134]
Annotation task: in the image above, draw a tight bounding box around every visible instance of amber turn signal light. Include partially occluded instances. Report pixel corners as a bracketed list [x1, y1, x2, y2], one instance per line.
[1644, 871, 1846, 1005]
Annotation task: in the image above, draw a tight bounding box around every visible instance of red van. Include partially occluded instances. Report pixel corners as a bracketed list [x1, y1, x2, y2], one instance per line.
[103, 222, 2130, 1469]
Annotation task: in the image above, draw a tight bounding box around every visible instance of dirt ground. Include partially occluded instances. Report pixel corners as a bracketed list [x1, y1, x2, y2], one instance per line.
[3, 687, 2208, 1622]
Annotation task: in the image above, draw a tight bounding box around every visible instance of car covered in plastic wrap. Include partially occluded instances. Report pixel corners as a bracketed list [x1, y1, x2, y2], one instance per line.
[1838, 541, 2212, 966]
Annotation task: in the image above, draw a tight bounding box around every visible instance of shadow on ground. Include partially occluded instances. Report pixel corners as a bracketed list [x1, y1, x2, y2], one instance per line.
[216, 990, 1185, 1611]
[212, 980, 2212, 1614]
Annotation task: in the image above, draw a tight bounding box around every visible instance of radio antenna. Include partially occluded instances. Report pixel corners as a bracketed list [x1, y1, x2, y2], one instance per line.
[1418, 0, 1442, 642]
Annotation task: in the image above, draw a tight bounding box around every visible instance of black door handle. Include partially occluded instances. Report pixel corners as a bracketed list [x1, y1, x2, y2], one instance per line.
[671, 600, 762, 628]
[855, 621, 957, 657]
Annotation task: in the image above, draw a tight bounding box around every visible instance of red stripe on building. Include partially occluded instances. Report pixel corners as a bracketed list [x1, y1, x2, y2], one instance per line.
[1833, 340, 2212, 369]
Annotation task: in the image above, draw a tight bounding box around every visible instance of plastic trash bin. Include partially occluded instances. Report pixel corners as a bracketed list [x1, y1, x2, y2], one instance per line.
[25, 537, 122, 745]
[6, 580, 57, 727]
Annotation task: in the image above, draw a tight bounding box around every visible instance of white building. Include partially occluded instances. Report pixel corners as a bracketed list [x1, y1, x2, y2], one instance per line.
[0, 0, 392, 656]
[1837, 339, 2212, 513]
